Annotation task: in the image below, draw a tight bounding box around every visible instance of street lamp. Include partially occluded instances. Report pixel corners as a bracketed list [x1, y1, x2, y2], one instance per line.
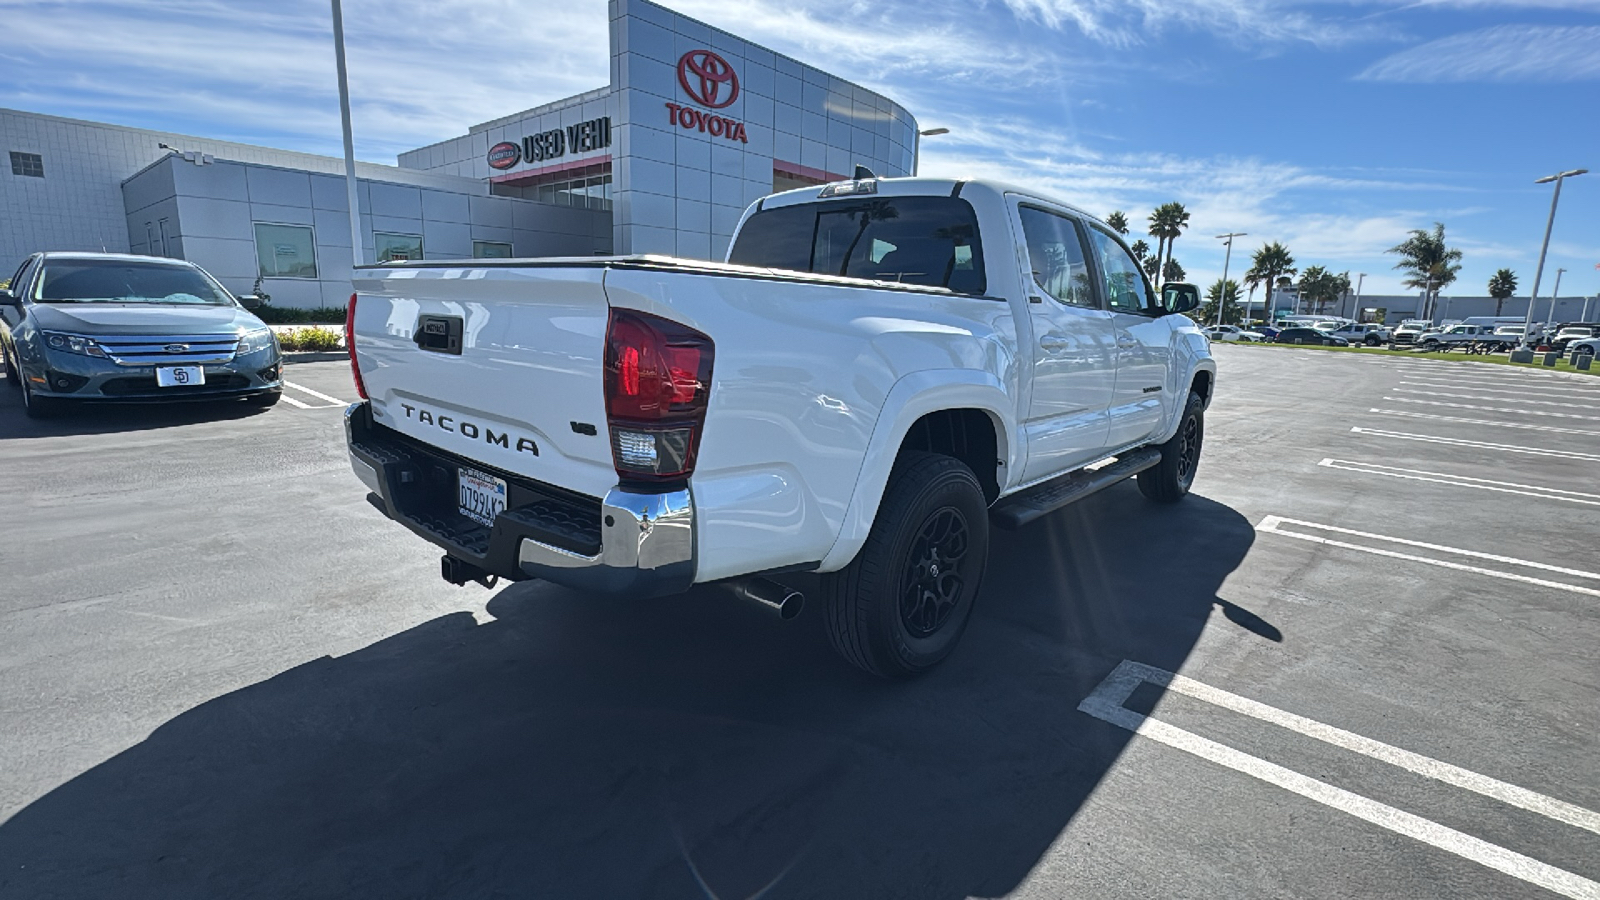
[332, 0, 363, 267]
[1522, 168, 1588, 347]
[912, 127, 948, 176]
[1214, 232, 1246, 327]
[1550, 267, 1567, 322]
[1353, 273, 1366, 319]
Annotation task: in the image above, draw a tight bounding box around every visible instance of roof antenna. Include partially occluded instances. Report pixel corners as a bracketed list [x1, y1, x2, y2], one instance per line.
[854, 165, 876, 180]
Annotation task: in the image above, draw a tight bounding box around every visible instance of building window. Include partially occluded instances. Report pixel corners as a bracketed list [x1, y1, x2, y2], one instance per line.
[533, 173, 612, 210]
[158, 219, 171, 257]
[10, 152, 44, 178]
[145, 223, 158, 256]
[473, 241, 513, 259]
[254, 222, 318, 278]
[375, 232, 423, 262]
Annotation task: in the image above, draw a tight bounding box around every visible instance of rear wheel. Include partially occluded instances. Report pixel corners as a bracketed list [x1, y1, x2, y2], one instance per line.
[1138, 391, 1205, 503]
[1365, 336, 1381, 346]
[1422, 339, 1440, 351]
[821, 452, 990, 678]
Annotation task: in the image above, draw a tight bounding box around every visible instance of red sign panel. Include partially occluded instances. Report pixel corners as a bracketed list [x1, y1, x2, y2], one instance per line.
[486, 141, 522, 170]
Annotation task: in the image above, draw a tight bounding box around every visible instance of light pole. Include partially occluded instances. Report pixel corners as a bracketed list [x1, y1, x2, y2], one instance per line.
[1354, 272, 1366, 319]
[1214, 232, 1246, 327]
[332, 0, 363, 267]
[1550, 267, 1567, 323]
[1522, 168, 1587, 346]
[912, 127, 948, 176]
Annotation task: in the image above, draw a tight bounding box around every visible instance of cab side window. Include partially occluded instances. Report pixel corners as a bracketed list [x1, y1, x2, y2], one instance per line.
[7, 258, 36, 298]
[1088, 228, 1158, 316]
[1018, 206, 1097, 309]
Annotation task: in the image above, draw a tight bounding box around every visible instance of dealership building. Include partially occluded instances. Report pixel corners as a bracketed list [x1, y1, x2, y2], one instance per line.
[0, 0, 920, 307]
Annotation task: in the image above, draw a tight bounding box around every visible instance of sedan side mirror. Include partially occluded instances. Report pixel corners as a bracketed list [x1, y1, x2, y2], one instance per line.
[1161, 282, 1200, 315]
[0, 287, 19, 307]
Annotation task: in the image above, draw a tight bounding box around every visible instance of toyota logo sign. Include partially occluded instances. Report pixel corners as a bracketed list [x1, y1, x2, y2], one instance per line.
[486, 141, 522, 170]
[678, 49, 739, 109]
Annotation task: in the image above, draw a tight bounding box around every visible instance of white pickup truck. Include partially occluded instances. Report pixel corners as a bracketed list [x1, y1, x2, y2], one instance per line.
[344, 176, 1216, 676]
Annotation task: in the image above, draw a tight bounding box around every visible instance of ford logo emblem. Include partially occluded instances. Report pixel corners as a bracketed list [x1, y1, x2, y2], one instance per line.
[165, 343, 190, 352]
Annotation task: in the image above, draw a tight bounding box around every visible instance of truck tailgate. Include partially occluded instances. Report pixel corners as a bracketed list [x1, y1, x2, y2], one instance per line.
[350, 264, 616, 500]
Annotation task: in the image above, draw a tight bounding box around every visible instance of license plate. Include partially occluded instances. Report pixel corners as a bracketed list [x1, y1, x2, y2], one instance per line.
[156, 365, 205, 388]
[458, 467, 507, 528]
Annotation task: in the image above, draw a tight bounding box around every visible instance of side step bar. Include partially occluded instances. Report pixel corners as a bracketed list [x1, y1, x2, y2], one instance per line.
[989, 447, 1163, 530]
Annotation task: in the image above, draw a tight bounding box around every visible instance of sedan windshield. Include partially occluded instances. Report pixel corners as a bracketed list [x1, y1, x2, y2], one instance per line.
[33, 259, 233, 306]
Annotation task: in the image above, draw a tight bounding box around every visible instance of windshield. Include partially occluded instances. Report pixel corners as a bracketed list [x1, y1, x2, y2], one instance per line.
[33, 259, 233, 306]
[727, 196, 986, 294]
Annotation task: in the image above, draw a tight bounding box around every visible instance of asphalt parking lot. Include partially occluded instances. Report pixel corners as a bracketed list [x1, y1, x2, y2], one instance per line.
[1, 347, 1597, 899]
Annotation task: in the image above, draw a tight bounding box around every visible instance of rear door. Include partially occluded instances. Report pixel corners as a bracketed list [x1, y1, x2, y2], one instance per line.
[350, 264, 619, 500]
[1086, 226, 1173, 448]
[1014, 204, 1117, 483]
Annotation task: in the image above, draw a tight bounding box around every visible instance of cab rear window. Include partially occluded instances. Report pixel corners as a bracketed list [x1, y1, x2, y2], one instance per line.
[728, 196, 986, 295]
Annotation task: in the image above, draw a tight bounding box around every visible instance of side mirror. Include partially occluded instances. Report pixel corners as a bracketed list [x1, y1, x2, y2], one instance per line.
[236, 294, 265, 310]
[1161, 282, 1200, 315]
[0, 287, 19, 307]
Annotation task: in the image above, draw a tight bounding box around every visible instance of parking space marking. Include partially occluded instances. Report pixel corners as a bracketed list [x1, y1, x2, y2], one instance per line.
[1350, 427, 1600, 462]
[1256, 515, 1600, 598]
[278, 394, 313, 410]
[1392, 388, 1598, 410]
[1319, 458, 1600, 506]
[1081, 661, 1600, 899]
[282, 380, 347, 408]
[1399, 381, 1600, 400]
[1369, 408, 1600, 437]
[1383, 397, 1600, 422]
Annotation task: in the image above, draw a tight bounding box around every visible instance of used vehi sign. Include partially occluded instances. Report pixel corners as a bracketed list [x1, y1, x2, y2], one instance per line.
[665, 49, 747, 144]
[485, 117, 612, 169]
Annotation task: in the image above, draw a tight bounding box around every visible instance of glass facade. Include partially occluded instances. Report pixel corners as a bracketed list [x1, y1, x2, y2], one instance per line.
[375, 232, 423, 263]
[253, 222, 317, 278]
[473, 240, 513, 258]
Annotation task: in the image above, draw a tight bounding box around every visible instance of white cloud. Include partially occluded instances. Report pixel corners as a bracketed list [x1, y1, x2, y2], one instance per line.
[997, 0, 1388, 48]
[1358, 25, 1600, 82]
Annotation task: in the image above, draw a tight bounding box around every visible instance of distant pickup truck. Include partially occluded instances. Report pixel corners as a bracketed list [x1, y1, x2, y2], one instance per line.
[1327, 322, 1390, 346]
[1416, 323, 1493, 350]
[342, 176, 1216, 677]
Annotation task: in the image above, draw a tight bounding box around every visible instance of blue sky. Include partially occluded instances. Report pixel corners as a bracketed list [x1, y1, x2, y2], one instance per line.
[3, 0, 1596, 298]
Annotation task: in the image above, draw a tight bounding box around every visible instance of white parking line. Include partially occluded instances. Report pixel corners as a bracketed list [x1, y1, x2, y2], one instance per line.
[282, 380, 347, 407]
[1256, 515, 1600, 598]
[1080, 660, 1600, 899]
[278, 394, 312, 410]
[1382, 397, 1600, 422]
[1369, 408, 1600, 437]
[1320, 458, 1600, 505]
[1399, 380, 1600, 399]
[1392, 388, 1598, 410]
[1349, 427, 1600, 462]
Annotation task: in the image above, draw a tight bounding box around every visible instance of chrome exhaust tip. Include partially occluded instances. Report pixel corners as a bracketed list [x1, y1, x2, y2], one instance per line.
[728, 578, 804, 620]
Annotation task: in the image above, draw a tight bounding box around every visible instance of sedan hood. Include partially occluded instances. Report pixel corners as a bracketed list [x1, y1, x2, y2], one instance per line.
[29, 303, 264, 336]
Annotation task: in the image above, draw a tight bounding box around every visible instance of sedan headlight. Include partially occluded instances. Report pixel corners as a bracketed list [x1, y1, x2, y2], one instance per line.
[235, 327, 278, 355]
[41, 332, 108, 358]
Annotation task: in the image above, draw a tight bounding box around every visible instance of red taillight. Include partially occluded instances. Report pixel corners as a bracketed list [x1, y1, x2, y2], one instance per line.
[346, 292, 368, 400]
[604, 307, 714, 483]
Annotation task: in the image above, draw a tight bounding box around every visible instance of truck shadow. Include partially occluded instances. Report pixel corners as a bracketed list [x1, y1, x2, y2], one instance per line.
[0, 487, 1258, 900]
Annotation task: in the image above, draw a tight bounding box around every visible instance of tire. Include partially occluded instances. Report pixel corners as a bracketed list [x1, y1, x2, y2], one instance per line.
[1422, 340, 1439, 351]
[820, 452, 990, 678]
[1138, 391, 1204, 504]
[20, 377, 65, 419]
[1365, 336, 1380, 346]
[1576, 347, 1595, 360]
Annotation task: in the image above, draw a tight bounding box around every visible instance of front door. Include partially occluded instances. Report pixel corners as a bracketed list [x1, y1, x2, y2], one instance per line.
[1087, 226, 1174, 448]
[1015, 204, 1118, 483]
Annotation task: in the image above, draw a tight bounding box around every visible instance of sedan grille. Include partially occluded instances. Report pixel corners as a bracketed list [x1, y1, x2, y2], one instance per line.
[89, 334, 241, 366]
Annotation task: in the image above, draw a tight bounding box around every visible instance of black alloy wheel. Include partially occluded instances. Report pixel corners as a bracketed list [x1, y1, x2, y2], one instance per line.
[898, 506, 971, 638]
[1138, 391, 1205, 503]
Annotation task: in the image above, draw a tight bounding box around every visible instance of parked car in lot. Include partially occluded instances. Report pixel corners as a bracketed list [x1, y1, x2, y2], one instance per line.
[0, 253, 282, 418]
[344, 176, 1217, 677]
[1551, 324, 1600, 354]
[1203, 324, 1263, 342]
[1328, 322, 1390, 346]
[1416, 323, 1492, 351]
[1273, 327, 1349, 346]
[1488, 324, 1531, 350]
[1251, 325, 1281, 340]
[1390, 319, 1430, 346]
[1568, 337, 1600, 361]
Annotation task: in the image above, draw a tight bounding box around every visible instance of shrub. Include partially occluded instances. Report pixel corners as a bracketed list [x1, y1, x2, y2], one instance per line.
[254, 305, 346, 324]
[275, 327, 344, 352]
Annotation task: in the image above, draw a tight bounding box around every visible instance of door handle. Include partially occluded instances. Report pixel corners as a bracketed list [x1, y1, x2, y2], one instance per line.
[1116, 334, 1139, 348]
[1039, 334, 1072, 351]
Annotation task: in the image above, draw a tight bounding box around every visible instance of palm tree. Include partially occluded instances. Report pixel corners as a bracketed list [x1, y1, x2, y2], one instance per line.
[1200, 278, 1243, 325]
[1298, 266, 1345, 315]
[1163, 257, 1186, 283]
[1243, 242, 1296, 321]
[1387, 223, 1462, 320]
[1488, 268, 1517, 316]
[1105, 211, 1130, 235]
[1129, 239, 1151, 268]
[1147, 202, 1191, 288]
